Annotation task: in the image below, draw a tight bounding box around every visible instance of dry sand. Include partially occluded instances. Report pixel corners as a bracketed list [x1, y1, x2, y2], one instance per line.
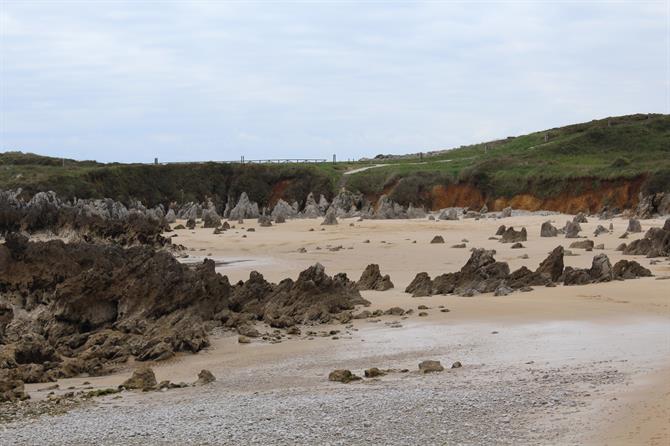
[6, 214, 670, 445]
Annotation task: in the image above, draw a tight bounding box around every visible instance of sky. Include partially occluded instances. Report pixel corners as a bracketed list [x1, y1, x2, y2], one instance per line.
[0, 1, 668, 163]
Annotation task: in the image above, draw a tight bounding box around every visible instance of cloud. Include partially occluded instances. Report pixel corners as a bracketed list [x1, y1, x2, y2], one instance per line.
[0, 1, 666, 162]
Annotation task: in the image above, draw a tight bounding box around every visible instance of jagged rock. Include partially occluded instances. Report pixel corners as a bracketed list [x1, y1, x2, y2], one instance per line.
[627, 218, 642, 233]
[186, 218, 196, 229]
[430, 235, 445, 244]
[564, 221, 581, 238]
[321, 208, 338, 226]
[495, 225, 506, 236]
[318, 195, 330, 213]
[418, 360, 444, 373]
[463, 211, 480, 219]
[452, 243, 467, 248]
[238, 335, 251, 344]
[374, 195, 406, 219]
[120, 367, 157, 391]
[451, 361, 462, 369]
[438, 208, 459, 220]
[165, 209, 177, 224]
[500, 207, 512, 218]
[622, 221, 670, 257]
[612, 260, 652, 279]
[636, 192, 670, 218]
[510, 242, 524, 249]
[589, 254, 613, 282]
[593, 225, 608, 236]
[194, 369, 216, 386]
[541, 221, 558, 237]
[258, 215, 272, 227]
[407, 204, 426, 219]
[301, 193, 322, 218]
[569, 240, 594, 250]
[228, 193, 260, 221]
[357, 264, 394, 291]
[500, 227, 527, 243]
[202, 209, 221, 228]
[328, 369, 360, 383]
[271, 199, 295, 221]
[595, 243, 605, 250]
[405, 273, 433, 297]
[480, 204, 489, 214]
[573, 212, 588, 223]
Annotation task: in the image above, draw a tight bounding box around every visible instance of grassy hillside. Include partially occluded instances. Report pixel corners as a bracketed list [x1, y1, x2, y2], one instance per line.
[1, 113, 668, 210]
[344, 113, 670, 204]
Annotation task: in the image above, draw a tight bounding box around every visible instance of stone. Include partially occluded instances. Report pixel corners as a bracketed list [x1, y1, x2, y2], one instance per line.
[540, 221, 558, 237]
[357, 264, 394, 291]
[564, 221, 581, 238]
[430, 235, 445, 244]
[569, 240, 594, 250]
[194, 369, 216, 386]
[500, 227, 527, 243]
[627, 218, 642, 233]
[238, 335, 251, 344]
[120, 367, 157, 391]
[418, 360, 444, 373]
[321, 208, 338, 225]
[328, 369, 361, 383]
[573, 212, 588, 223]
[405, 272, 433, 297]
[364, 367, 386, 378]
[451, 361, 462, 369]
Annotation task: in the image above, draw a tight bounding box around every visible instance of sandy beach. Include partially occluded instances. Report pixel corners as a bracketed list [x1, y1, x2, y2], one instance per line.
[4, 214, 669, 445]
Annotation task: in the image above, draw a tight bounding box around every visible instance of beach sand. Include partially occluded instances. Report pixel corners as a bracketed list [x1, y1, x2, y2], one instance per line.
[9, 214, 670, 445]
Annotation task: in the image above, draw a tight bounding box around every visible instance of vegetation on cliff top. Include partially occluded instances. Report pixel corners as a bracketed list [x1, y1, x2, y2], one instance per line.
[1, 113, 668, 207]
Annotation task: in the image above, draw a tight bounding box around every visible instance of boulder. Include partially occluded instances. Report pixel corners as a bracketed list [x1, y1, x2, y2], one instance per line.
[364, 367, 386, 378]
[194, 369, 216, 386]
[120, 367, 157, 391]
[321, 208, 338, 226]
[0, 379, 28, 402]
[573, 212, 588, 223]
[405, 273, 433, 297]
[202, 209, 221, 228]
[438, 209, 459, 221]
[569, 240, 594, 250]
[564, 221, 581, 238]
[430, 235, 445, 244]
[418, 360, 444, 373]
[540, 221, 558, 237]
[357, 264, 394, 291]
[500, 227, 527, 243]
[328, 369, 361, 383]
[627, 218, 642, 233]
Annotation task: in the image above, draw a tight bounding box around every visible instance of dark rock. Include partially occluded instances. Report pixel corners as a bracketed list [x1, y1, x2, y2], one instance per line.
[357, 265, 394, 291]
[430, 235, 445, 244]
[328, 369, 361, 383]
[418, 360, 444, 373]
[500, 227, 527, 243]
[540, 221, 559, 237]
[120, 367, 157, 391]
[194, 369, 216, 386]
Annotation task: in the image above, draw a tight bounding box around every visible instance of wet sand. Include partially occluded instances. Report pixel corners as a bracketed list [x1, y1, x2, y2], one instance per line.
[9, 214, 670, 445]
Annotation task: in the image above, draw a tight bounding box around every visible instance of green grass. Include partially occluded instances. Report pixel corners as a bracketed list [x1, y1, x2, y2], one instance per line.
[1, 113, 668, 207]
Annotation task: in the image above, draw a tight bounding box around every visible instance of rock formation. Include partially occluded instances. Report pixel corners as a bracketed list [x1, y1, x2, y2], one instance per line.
[357, 264, 394, 291]
[404, 245, 650, 297]
[0, 236, 369, 384]
[540, 221, 558, 237]
[500, 227, 527, 243]
[0, 190, 170, 247]
[321, 208, 338, 225]
[622, 218, 670, 257]
[227, 192, 260, 221]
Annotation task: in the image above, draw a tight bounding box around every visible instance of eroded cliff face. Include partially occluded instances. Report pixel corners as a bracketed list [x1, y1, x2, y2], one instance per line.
[412, 177, 647, 214]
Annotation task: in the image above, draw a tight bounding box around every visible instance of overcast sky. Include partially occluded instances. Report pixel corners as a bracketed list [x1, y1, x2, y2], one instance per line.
[0, 1, 667, 163]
